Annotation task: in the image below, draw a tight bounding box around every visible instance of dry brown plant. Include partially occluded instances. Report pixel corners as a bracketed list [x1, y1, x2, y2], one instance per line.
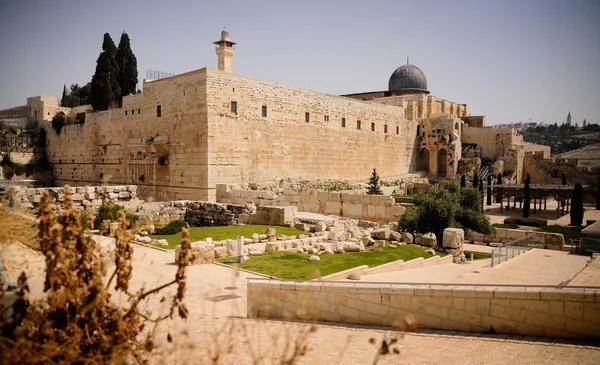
[0, 186, 191, 364]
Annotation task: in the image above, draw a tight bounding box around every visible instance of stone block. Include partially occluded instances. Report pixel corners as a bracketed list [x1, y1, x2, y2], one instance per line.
[443, 228, 464, 248]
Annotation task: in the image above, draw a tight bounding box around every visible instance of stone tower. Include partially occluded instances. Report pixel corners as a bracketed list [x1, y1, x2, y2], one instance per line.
[213, 28, 236, 73]
[567, 111, 572, 126]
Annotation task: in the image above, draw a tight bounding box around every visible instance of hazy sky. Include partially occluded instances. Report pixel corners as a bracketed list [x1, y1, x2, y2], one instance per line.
[0, 0, 599, 125]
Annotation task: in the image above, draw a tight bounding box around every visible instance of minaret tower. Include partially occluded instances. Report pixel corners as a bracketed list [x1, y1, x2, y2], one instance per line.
[567, 112, 572, 126]
[213, 28, 236, 73]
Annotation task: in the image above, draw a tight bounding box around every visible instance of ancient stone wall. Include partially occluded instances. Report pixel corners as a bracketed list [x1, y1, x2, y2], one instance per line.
[204, 68, 418, 200]
[248, 280, 600, 339]
[416, 115, 463, 176]
[217, 184, 404, 223]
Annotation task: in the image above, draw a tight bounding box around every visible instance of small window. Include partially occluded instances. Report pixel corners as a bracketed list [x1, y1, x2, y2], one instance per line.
[305, 112, 310, 123]
[371, 122, 375, 132]
[384, 124, 388, 133]
[324, 115, 329, 122]
[357, 120, 361, 130]
[396, 126, 399, 135]
[132, 109, 134, 115]
[157, 105, 162, 117]
[125, 110, 128, 116]
[231, 101, 237, 114]
[341, 118, 346, 128]
[138, 108, 141, 114]
[262, 105, 267, 118]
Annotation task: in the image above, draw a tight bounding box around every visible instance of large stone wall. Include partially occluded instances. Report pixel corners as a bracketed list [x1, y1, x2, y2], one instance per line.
[248, 280, 600, 339]
[204, 68, 419, 200]
[217, 184, 405, 223]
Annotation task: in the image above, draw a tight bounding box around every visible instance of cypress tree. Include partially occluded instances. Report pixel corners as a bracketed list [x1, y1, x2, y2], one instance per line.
[561, 172, 567, 185]
[523, 173, 531, 218]
[460, 175, 466, 188]
[486, 175, 492, 206]
[61, 84, 69, 107]
[496, 173, 503, 203]
[570, 183, 584, 226]
[366, 168, 383, 195]
[116, 31, 138, 106]
[472, 171, 479, 188]
[91, 33, 121, 111]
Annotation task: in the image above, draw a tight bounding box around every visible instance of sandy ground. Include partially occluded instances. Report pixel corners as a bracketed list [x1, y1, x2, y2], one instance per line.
[4, 238, 599, 364]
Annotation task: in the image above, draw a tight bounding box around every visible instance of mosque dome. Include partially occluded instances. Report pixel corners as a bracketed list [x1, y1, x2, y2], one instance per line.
[388, 63, 429, 94]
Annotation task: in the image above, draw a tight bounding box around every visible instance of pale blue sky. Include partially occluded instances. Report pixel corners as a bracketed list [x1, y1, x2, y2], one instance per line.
[0, 0, 598, 125]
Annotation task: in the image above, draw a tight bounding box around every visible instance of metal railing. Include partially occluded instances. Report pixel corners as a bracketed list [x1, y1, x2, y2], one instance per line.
[490, 234, 542, 267]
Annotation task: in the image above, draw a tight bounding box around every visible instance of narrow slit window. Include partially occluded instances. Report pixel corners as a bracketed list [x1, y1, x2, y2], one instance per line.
[357, 120, 361, 130]
[371, 122, 375, 132]
[341, 117, 346, 128]
[262, 105, 267, 118]
[384, 124, 388, 133]
[305, 112, 310, 123]
[396, 126, 399, 134]
[156, 105, 162, 117]
[231, 101, 237, 114]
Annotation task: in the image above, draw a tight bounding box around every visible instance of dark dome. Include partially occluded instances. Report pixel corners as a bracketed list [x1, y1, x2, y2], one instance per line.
[388, 64, 429, 94]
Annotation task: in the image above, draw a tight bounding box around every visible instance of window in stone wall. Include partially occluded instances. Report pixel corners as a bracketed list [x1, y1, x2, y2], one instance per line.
[231, 101, 238, 114]
[396, 126, 399, 134]
[305, 112, 310, 123]
[371, 122, 375, 132]
[138, 109, 141, 114]
[324, 115, 329, 122]
[132, 109, 134, 115]
[384, 124, 388, 133]
[357, 120, 361, 130]
[341, 118, 346, 128]
[157, 105, 162, 117]
[125, 110, 128, 116]
[262, 105, 267, 118]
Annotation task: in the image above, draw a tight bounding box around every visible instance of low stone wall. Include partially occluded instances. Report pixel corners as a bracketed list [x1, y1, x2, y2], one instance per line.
[472, 229, 564, 250]
[248, 280, 600, 339]
[242, 205, 297, 227]
[217, 184, 405, 223]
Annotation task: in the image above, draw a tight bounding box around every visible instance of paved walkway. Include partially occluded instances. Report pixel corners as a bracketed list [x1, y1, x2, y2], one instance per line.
[569, 256, 600, 286]
[359, 249, 591, 285]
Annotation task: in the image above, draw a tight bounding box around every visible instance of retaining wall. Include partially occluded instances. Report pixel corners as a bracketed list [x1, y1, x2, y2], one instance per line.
[217, 184, 405, 223]
[248, 280, 600, 339]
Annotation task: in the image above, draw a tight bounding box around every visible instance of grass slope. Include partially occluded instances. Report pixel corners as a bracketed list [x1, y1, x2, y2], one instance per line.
[218, 245, 441, 280]
[151, 225, 307, 248]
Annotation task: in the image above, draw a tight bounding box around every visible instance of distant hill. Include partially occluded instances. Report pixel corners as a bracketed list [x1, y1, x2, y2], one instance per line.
[521, 123, 600, 155]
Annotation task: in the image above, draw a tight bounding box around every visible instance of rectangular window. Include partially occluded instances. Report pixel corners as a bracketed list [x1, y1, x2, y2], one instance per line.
[371, 122, 375, 132]
[305, 112, 310, 123]
[156, 105, 162, 117]
[357, 120, 361, 130]
[384, 124, 388, 133]
[132, 109, 134, 115]
[138, 108, 141, 114]
[324, 115, 329, 122]
[262, 105, 267, 117]
[341, 117, 346, 128]
[125, 110, 128, 116]
[396, 126, 399, 134]
[231, 101, 237, 114]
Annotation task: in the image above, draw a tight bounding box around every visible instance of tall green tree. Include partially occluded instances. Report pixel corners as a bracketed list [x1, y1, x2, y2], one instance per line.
[523, 173, 531, 218]
[472, 171, 479, 188]
[61, 84, 68, 106]
[116, 31, 138, 106]
[486, 175, 492, 206]
[496, 173, 503, 203]
[91, 33, 121, 111]
[460, 175, 466, 188]
[570, 183, 584, 226]
[366, 168, 382, 195]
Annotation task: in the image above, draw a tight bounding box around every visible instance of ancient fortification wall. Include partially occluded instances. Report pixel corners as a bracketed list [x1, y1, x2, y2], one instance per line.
[216, 184, 405, 223]
[248, 280, 600, 339]
[204, 69, 419, 200]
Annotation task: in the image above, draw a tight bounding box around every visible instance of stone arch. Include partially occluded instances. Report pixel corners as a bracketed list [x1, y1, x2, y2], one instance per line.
[438, 149, 448, 176]
[418, 148, 430, 172]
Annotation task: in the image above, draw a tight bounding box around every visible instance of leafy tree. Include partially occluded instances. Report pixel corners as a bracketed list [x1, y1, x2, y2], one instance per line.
[460, 175, 466, 188]
[570, 183, 584, 226]
[472, 171, 479, 188]
[486, 175, 492, 206]
[116, 31, 138, 105]
[561, 172, 567, 185]
[91, 33, 121, 111]
[523, 173, 531, 218]
[61, 83, 92, 107]
[366, 168, 383, 195]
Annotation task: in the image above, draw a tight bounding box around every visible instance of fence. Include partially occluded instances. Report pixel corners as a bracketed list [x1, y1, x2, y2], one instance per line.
[490, 234, 541, 267]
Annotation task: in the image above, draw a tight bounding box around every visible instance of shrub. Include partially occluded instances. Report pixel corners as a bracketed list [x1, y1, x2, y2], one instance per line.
[0, 187, 191, 363]
[94, 201, 138, 232]
[154, 219, 187, 235]
[51, 113, 66, 135]
[366, 168, 383, 195]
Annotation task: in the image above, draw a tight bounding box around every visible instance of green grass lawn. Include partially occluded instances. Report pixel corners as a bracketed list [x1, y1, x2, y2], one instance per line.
[463, 251, 492, 260]
[217, 245, 442, 280]
[151, 225, 307, 248]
